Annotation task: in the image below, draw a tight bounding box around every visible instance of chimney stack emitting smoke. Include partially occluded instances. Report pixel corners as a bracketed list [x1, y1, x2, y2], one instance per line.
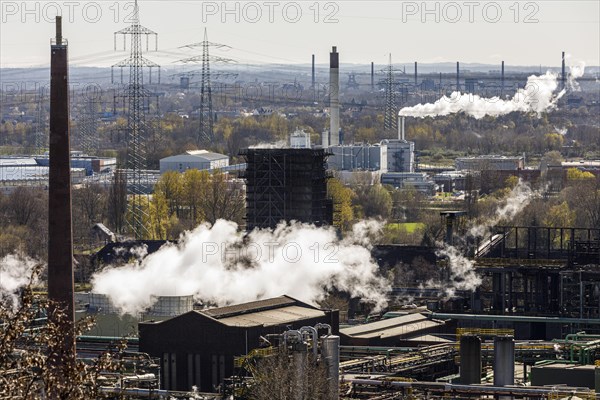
[48, 14, 76, 366]
[329, 46, 339, 146]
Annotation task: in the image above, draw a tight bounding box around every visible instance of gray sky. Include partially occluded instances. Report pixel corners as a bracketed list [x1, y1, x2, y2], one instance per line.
[1, 1, 599, 69]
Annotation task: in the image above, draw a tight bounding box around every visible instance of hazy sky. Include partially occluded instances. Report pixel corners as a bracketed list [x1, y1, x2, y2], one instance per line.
[1, 0, 599, 69]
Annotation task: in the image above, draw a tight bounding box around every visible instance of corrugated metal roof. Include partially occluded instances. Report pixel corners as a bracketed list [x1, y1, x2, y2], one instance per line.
[404, 334, 451, 343]
[203, 295, 298, 318]
[340, 313, 443, 339]
[161, 152, 228, 163]
[216, 305, 325, 327]
[341, 313, 426, 336]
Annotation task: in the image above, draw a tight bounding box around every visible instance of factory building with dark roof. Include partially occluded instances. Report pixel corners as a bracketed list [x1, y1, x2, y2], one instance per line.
[139, 295, 339, 392]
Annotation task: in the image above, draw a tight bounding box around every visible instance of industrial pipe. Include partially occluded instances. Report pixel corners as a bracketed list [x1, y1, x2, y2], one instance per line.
[346, 378, 594, 397]
[315, 323, 332, 335]
[283, 330, 303, 346]
[300, 326, 319, 358]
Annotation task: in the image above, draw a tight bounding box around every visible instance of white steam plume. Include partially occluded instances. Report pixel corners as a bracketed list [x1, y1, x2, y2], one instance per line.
[400, 61, 584, 120]
[0, 254, 40, 308]
[433, 245, 482, 298]
[431, 180, 539, 298]
[566, 59, 586, 92]
[249, 140, 287, 149]
[469, 180, 539, 238]
[91, 219, 391, 316]
[399, 72, 565, 119]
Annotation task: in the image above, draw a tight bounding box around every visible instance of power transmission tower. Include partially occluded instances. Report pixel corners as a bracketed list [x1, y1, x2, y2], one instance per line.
[112, 0, 159, 239]
[383, 54, 397, 132]
[35, 88, 47, 154]
[180, 29, 235, 146]
[77, 90, 99, 156]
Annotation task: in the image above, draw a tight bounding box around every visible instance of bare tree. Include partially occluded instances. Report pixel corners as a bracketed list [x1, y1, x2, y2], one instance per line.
[248, 350, 331, 400]
[0, 266, 126, 399]
[6, 187, 45, 226]
[201, 171, 245, 226]
[107, 170, 127, 234]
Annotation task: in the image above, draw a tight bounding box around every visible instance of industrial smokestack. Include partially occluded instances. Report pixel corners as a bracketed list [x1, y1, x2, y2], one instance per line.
[329, 46, 339, 146]
[561, 51, 566, 89]
[48, 14, 75, 366]
[321, 130, 329, 148]
[311, 54, 315, 89]
[398, 116, 405, 141]
[371, 61, 374, 91]
[501, 61, 505, 96]
[456, 61, 460, 91]
[414, 61, 418, 85]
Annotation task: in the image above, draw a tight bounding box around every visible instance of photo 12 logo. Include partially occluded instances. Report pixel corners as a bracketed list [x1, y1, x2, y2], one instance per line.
[201, 1, 340, 23]
[401, 1, 540, 23]
[1, 1, 143, 24]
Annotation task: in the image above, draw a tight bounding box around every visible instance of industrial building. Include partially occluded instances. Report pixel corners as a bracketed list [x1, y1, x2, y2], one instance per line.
[159, 150, 229, 174]
[289, 128, 311, 148]
[382, 116, 415, 173]
[381, 172, 437, 195]
[35, 152, 117, 175]
[327, 143, 387, 171]
[0, 156, 87, 189]
[383, 139, 415, 173]
[455, 155, 525, 171]
[241, 148, 333, 231]
[138, 295, 339, 392]
[0, 153, 114, 189]
[433, 171, 470, 192]
[340, 312, 449, 347]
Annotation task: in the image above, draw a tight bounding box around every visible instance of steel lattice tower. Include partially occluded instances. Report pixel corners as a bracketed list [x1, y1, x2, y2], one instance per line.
[199, 29, 213, 144]
[180, 29, 234, 146]
[112, 0, 159, 239]
[383, 54, 397, 132]
[78, 94, 99, 155]
[34, 88, 47, 154]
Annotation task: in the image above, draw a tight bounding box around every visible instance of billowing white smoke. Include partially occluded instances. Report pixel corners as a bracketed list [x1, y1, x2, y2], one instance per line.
[565, 56, 586, 92]
[399, 63, 585, 119]
[0, 254, 39, 308]
[91, 219, 391, 316]
[432, 180, 538, 298]
[399, 72, 564, 119]
[434, 246, 481, 298]
[469, 180, 539, 238]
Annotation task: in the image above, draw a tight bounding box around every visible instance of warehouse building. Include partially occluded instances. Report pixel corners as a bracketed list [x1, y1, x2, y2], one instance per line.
[139, 295, 339, 392]
[339, 312, 448, 347]
[159, 150, 229, 174]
